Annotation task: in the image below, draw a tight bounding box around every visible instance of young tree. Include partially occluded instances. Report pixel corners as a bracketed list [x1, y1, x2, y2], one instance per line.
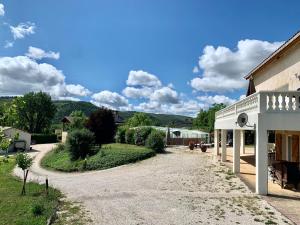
[69, 110, 87, 130]
[16, 153, 33, 195]
[86, 108, 116, 144]
[193, 103, 226, 132]
[126, 112, 153, 127]
[15, 92, 57, 133]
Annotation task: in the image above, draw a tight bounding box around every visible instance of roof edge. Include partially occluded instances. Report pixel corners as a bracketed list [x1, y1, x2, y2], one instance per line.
[244, 30, 300, 80]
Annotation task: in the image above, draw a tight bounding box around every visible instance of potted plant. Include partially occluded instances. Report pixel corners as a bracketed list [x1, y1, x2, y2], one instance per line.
[188, 141, 195, 150]
[200, 142, 207, 152]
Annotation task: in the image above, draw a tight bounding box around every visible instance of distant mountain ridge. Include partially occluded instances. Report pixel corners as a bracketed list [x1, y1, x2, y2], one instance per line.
[0, 97, 193, 128]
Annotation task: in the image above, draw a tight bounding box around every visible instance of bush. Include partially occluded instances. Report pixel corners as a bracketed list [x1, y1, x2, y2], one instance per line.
[31, 203, 44, 216]
[86, 108, 116, 144]
[115, 126, 127, 143]
[146, 130, 165, 153]
[54, 143, 65, 153]
[125, 129, 134, 144]
[66, 128, 95, 161]
[133, 127, 153, 146]
[31, 133, 57, 144]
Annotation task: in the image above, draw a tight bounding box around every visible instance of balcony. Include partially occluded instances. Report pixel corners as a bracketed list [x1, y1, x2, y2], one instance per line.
[215, 91, 300, 130]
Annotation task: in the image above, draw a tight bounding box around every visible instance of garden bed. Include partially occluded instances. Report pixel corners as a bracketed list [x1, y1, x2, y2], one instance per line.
[0, 158, 61, 225]
[41, 143, 156, 172]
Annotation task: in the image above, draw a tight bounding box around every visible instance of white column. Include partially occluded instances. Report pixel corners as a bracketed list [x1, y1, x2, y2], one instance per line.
[221, 130, 227, 162]
[233, 129, 241, 173]
[241, 130, 245, 155]
[255, 123, 268, 195]
[214, 129, 220, 156]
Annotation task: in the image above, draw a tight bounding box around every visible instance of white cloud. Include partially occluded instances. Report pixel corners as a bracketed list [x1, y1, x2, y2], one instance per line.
[239, 94, 246, 100]
[66, 84, 91, 97]
[0, 3, 5, 16]
[122, 86, 153, 99]
[197, 95, 236, 106]
[150, 87, 179, 104]
[58, 96, 81, 101]
[190, 39, 283, 92]
[192, 66, 199, 73]
[126, 70, 162, 87]
[0, 55, 89, 99]
[91, 91, 128, 110]
[26, 46, 60, 60]
[4, 41, 13, 48]
[10, 22, 36, 40]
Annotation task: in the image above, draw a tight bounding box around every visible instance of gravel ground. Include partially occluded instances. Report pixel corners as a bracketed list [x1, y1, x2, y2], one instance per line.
[14, 144, 293, 225]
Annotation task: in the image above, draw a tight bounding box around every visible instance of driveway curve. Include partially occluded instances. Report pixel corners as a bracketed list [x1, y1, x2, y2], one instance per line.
[14, 144, 292, 225]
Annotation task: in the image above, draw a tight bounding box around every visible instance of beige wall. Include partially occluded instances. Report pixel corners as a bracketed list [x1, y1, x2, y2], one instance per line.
[4, 128, 31, 150]
[253, 41, 300, 92]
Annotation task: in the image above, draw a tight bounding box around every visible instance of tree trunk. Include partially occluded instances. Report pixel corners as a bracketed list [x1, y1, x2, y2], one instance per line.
[21, 170, 29, 195]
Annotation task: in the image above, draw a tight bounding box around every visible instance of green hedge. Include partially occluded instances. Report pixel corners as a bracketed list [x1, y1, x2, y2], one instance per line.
[31, 134, 58, 144]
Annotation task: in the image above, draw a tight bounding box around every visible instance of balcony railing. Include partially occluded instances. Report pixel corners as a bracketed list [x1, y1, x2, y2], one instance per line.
[216, 91, 300, 120]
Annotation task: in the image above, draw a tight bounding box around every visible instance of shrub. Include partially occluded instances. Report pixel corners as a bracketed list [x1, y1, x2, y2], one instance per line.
[54, 143, 65, 153]
[32, 203, 44, 216]
[133, 127, 153, 146]
[146, 130, 165, 153]
[115, 126, 127, 143]
[66, 128, 95, 161]
[31, 134, 57, 144]
[86, 108, 116, 144]
[125, 129, 134, 144]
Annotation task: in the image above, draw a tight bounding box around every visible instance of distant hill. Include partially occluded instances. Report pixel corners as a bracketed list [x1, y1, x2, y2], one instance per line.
[0, 98, 193, 128]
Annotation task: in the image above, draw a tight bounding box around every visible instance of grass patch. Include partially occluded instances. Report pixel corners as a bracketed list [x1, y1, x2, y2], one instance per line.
[41, 143, 156, 172]
[0, 158, 60, 225]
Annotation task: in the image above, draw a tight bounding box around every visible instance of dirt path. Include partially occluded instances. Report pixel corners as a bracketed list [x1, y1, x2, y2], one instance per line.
[14, 144, 293, 225]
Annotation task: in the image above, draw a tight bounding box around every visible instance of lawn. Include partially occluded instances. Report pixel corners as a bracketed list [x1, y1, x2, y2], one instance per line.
[41, 143, 156, 172]
[0, 158, 61, 225]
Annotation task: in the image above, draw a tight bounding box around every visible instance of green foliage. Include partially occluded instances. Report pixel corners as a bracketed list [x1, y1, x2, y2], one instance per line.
[125, 112, 153, 127]
[66, 128, 95, 161]
[16, 153, 33, 171]
[0, 100, 19, 127]
[119, 111, 193, 128]
[133, 127, 153, 146]
[14, 92, 57, 133]
[115, 126, 127, 143]
[86, 108, 116, 144]
[32, 203, 45, 216]
[193, 103, 226, 132]
[68, 110, 87, 130]
[146, 130, 165, 153]
[41, 143, 156, 172]
[0, 158, 61, 224]
[125, 128, 135, 144]
[52, 100, 98, 124]
[31, 133, 57, 144]
[0, 129, 12, 153]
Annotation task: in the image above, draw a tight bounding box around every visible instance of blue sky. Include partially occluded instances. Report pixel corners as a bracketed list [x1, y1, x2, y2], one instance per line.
[1, 0, 300, 116]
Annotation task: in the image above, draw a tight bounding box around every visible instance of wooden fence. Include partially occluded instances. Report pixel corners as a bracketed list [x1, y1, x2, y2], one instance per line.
[167, 138, 204, 146]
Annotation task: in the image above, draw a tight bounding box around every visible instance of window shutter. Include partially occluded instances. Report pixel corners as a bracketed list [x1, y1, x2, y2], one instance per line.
[275, 133, 282, 161]
[292, 135, 299, 162]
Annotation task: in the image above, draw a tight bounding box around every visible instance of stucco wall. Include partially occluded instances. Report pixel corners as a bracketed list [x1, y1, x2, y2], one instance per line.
[253, 40, 300, 91]
[4, 128, 31, 150]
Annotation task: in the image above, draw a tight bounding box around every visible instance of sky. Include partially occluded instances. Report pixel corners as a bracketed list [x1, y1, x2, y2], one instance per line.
[0, 0, 300, 117]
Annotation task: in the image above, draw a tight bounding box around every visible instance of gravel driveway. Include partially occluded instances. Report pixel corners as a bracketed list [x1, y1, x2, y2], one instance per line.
[14, 144, 292, 225]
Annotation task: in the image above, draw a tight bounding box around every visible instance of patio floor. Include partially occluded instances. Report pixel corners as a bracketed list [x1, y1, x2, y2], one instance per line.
[222, 146, 300, 225]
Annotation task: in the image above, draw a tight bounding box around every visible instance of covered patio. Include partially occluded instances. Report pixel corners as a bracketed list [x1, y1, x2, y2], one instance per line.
[214, 91, 300, 195]
[221, 146, 300, 224]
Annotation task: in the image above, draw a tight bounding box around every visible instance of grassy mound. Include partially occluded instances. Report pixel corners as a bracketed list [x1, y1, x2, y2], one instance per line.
[41, 143, 156, 172]
[0, 158, 61, 225]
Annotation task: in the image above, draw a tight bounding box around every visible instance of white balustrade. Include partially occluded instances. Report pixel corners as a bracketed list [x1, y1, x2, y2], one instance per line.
[216, 91, 300, 120]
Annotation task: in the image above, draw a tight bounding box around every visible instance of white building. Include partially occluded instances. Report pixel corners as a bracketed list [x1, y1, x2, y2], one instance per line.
[0, 126, 31, 151]
[214, 31, 300, 195]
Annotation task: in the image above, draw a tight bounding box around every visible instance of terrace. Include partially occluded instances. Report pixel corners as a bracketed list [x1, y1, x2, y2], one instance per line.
[214, 91, 300, 195]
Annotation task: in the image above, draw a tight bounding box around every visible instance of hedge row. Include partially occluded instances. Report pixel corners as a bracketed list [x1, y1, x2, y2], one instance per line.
[116, 126, 165, 153]
[31, 134, 58, 144]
